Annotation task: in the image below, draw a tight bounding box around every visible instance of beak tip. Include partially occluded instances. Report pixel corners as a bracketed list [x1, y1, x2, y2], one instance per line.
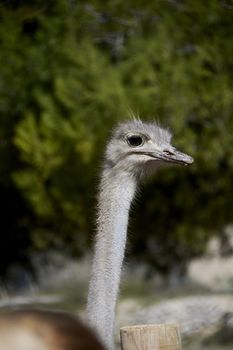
[189, 156, 194, 164]
[186, 156, 194, 165]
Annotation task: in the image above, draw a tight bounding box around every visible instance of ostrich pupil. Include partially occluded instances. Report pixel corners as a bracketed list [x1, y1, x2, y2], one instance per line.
[127, 135, 143, 147]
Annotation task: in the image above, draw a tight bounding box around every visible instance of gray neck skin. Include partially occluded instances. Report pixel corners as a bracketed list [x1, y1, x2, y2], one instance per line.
[86, 166, 137, 350]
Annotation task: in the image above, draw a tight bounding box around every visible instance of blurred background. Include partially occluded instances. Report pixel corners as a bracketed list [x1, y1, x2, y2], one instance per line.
[0, 0, 233, 349]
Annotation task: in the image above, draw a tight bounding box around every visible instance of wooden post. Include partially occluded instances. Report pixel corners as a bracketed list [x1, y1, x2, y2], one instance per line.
[120, 324, 181, 350]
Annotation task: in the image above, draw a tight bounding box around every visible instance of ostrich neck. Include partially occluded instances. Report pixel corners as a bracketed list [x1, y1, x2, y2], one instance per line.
[86, 167, 137, 350]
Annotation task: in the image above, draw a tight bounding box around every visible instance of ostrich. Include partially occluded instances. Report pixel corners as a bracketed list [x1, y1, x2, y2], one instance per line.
[0, 119, 193, 350]
[86, 119, 193, 349]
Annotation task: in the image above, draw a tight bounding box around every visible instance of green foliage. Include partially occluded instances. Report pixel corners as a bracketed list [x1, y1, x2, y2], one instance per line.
[0, 0, 233, 276]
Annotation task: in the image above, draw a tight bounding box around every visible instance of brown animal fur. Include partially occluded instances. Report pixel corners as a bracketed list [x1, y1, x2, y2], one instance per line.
[0, 309, 104, 350]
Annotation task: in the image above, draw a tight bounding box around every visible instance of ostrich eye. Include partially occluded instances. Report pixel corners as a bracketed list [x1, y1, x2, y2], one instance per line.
[127, 135, 144, 147]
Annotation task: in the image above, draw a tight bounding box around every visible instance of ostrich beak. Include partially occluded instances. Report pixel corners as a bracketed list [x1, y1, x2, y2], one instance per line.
[157, 148, 194, 166]
[138, 148, 194, 166]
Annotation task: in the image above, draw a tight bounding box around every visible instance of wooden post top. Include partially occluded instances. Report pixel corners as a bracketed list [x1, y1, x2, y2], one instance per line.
[120, 323, 181, 350]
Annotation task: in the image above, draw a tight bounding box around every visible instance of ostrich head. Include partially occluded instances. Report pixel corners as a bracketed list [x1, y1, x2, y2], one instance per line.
[105, 119, 194, 177]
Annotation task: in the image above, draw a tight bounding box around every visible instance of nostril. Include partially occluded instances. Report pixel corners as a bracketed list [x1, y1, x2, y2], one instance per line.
[163, 149, 174, 156]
